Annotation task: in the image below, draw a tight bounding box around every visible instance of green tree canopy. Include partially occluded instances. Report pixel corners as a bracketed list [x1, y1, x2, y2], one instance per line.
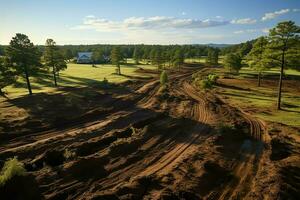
[263, 21, 300, 109]
[246, 36, 269, 86]
[111, 46, 123, 75]
[44, 39, 67, 87]
[0, 57, 16, 95]
[223, 53, 242, 73]
[173, 49, 184, 69]
[6, 33, 41, 95]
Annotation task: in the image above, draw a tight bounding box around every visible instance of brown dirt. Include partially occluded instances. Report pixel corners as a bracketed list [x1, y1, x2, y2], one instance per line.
[0, 66, 298, 199]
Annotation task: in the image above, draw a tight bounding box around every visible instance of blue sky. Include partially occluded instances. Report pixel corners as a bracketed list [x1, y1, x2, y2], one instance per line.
[1, 0, 299, 45]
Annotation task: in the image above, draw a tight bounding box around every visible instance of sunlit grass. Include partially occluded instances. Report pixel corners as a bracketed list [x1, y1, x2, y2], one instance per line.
[3, 63, 157, 98]
[214, 66, 300, 127]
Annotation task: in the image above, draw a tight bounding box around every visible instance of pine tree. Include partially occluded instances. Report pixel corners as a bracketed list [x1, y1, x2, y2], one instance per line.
[263, 21, 300, 109]
[111, 46, 123, 75]
[0, 57, 16, 95]
[44, 39, 67, 87]
[224, 53, 242, 73]
[6, 33, 41, 95]
[246, 36, 269, 86]
[173, 49, 184, 70]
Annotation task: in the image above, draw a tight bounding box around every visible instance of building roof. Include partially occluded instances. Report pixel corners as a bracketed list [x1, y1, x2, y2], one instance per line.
[78, 52, 92, 59]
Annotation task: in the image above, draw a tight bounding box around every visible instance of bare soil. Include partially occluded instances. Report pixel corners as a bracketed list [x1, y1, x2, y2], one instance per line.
[0, 66, 299, 200]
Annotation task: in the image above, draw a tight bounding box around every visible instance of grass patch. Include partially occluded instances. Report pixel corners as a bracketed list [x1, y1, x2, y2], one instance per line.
[3, 63, 157, 98]
[210, 66, 300, 127]
[0, 157, 26, 186]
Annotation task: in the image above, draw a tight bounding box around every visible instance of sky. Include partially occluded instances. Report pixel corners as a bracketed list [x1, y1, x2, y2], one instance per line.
[1, 0, 300, 45]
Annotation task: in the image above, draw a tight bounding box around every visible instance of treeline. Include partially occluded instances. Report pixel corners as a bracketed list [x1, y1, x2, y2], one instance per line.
[0, 34, 221, 95]
[1, 44, 219, 62]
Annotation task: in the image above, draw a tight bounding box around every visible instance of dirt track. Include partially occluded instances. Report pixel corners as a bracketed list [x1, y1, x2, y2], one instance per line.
[0, 66, 293, 200]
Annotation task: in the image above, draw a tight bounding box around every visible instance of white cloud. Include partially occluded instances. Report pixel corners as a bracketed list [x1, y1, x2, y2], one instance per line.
[70, 15, 229, 44]
[293, 8, 300, 12]
[231, 18, 257, 24]
[261, 9, 290, 21]
[234, 28, 270, 34]
[71, 15, 230, 32]
[181, 12, 186, 16]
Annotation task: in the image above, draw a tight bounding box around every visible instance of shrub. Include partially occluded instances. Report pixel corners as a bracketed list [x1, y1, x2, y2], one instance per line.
[198, 74, 219, 89]
[64, 149, 76, 160]
[160, 70, 168, 85]
[0, 157, 26, 186]
[130, 126, 137, 135]
[208, 74, 219, 83]
[201, 79, 213, 89]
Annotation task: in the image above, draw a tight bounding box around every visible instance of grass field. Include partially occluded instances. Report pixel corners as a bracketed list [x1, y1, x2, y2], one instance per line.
[3, 63, 157, 98]
[185, 56, 224, 64]
[213, 67, 300, 126]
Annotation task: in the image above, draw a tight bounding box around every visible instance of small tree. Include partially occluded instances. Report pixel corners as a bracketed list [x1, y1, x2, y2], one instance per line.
[6, 33, 41, 95]
[160, 70, 168, 85]
[263, 21, 300, 110]
[111, 46, 123, 75]
[246, 36, 269, 86]
[44, 39, 67, 86]
[173, 49, 184, 70]
[0, 57, 16, 95]
[206, 48, 219, 65]
[223, 53, 242, 73]
[154, 49, 163, 70]
[133, 47, 141, 64]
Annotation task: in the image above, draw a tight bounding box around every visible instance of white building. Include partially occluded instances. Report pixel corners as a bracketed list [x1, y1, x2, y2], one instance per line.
[77, 52, 93, 64]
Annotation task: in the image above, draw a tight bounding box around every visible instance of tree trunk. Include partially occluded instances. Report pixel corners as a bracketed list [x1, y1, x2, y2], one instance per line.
[53, 66, 57, 87]
[24, 66, 32, 95]
[277, 51, 285, 110]
[258, 72, 261, 87]
[118, 64, 121, 75]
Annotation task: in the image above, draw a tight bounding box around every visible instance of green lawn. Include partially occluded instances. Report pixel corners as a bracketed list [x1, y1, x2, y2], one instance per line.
[185, 56, 224, 64]
[214, 66, 300, 127]
[3, 63, 157, 98]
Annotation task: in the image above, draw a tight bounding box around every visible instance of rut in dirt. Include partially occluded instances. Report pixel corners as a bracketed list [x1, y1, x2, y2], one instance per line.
[0, 66, 268, 200]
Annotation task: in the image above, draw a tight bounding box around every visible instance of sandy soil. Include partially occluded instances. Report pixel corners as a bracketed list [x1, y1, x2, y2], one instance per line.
[0, 66, 299, 200]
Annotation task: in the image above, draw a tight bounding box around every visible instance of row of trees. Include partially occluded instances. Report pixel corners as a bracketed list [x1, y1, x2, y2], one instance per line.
[223, 21, 300, 110]
[0, 34, 67, 95]
[0, 44, 218, 64]
[110, 46, 185, 75]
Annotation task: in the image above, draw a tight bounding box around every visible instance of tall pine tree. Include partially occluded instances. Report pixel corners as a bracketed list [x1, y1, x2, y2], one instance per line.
[6, 33, 41, 95]
[263, 21, 300, 109]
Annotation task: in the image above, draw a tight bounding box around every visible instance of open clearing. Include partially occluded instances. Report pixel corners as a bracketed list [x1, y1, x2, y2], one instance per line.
[3, 63, 157, 98]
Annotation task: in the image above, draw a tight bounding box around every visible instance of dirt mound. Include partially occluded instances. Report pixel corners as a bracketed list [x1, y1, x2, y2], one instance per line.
[0, 66, 298, 199]
[270, 138, 292, 161]
[0, 175, 42, 200]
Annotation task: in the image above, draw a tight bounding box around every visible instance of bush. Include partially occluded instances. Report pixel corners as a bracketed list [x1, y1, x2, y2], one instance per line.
[197, 73, 219, 89]
[0, 157, 26, 186]
[160, 70, 168, 85]
[208, 74, 219, 83]
[64, 149, 76, 160]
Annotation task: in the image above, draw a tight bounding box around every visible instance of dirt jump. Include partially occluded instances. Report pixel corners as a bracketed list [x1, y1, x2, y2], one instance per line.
[0, 65, 299, 200]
